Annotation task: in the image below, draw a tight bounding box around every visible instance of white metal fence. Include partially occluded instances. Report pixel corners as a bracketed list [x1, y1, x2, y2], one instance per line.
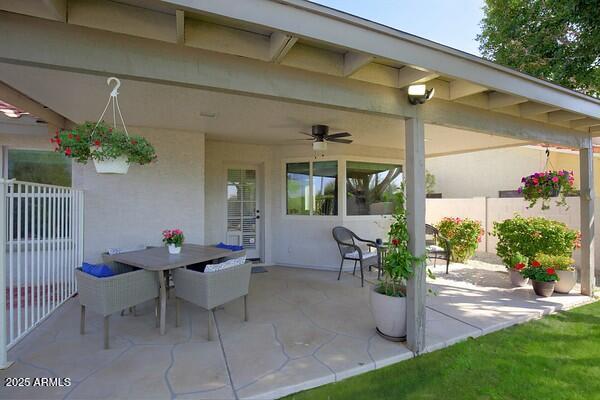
[1, 180, 84, 363]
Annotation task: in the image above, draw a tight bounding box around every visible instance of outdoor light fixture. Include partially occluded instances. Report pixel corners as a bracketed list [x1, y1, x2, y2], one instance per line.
[407, 84, 435, 105]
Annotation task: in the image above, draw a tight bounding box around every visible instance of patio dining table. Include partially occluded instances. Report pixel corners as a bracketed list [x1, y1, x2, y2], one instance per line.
[105, 244, 241, 334]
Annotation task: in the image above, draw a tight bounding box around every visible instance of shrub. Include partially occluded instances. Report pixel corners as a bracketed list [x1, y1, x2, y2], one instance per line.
[520, 259, 559, 282]
[436, 217, 484, 263]
[535, 253, 575, 272]
[493, 215, 579, 268]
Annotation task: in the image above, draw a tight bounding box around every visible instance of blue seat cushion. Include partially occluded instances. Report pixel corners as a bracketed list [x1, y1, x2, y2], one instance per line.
[215, 242, 244, 252]
[82, 262, 115, 278]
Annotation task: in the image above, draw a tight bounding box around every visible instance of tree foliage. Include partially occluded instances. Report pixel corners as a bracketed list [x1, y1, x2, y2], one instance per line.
[477, 0, 600, 97]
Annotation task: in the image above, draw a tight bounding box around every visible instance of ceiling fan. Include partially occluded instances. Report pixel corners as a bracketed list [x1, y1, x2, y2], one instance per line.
[298, 124, 353, 151]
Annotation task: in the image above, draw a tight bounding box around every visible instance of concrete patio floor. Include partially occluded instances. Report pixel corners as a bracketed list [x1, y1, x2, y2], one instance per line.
[1, 261, 593, 400]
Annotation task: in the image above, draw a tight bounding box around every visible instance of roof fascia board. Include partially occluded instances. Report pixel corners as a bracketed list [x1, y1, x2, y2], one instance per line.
[164, 0, 600, 118]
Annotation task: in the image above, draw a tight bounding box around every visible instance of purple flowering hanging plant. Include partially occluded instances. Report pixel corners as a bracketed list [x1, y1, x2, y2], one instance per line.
[518, 170, 575, 210]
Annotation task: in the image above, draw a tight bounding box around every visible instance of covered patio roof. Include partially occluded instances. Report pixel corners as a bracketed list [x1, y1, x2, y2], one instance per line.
[0, 0, 597, 358]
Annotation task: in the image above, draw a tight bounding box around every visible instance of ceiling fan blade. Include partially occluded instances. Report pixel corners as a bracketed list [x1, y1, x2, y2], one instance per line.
[326, 138, 353, 144]
[299, 131, 314, 137]
[326, 132, 351, 139]
[290, 138, 314, 141]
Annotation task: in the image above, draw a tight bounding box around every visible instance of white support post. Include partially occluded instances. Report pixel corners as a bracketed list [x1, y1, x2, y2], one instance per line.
[405, 116, 427, 353]
[579, 140, 595, 296]
[0, 178, 14, 369]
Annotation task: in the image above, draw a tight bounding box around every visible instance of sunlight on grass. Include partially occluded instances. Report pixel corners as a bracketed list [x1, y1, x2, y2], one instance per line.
[285, 300, 600, 400]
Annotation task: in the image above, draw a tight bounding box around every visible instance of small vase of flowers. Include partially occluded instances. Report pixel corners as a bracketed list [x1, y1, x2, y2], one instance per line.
[520, 259, 559, 297]
[507, 252, 529, 287]
[162, 229, 184, 254]
[518, 170, 574, 210]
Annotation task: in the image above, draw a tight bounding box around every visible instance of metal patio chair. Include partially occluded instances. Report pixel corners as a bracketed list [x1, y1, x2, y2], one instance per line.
[332, 226, 378, 287]
[426, 224, 451, 274]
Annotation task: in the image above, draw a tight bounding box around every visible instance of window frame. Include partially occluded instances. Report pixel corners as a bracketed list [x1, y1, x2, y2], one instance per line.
[282, 156, 404, 219]
[2, 145, 73, 187]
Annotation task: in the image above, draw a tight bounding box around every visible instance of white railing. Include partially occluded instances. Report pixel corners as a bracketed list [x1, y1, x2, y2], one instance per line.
[1, 180, 84, 364]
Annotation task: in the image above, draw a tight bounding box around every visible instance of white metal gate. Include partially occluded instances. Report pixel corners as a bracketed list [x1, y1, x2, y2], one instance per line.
[1, 180, 84, 364]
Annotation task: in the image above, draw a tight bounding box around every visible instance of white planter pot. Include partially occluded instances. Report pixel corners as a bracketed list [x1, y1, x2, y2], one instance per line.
[554, 269, 576, 294]
[369, 287, 407, 340]
[509, 268, 529, 287]
[168, 244, 182, 254]
[93, 155, 130, 174]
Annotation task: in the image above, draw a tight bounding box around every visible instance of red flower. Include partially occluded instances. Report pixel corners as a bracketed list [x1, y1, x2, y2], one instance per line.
[94, 140, 101, 147]
[64, 148, 72, 156]
[56, 138, 61, 145]
[531, 260, 541, 268]
[391, 238, 399, 246]
[131, 139, 137, 145]
[68, 133, 73, 139]
[546, 268, 556, 275]
[75, 135, 81, 142]
[514, 263, 525, 271]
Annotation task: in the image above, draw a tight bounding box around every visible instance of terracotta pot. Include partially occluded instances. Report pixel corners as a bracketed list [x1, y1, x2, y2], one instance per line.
[532, 280, 555, 297]
[369, 287, 407, 341]
[554, 269, 576, 294]
[509, 269, 529, 287]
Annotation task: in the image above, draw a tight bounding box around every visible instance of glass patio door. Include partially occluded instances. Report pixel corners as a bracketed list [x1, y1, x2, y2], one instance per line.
[226, 168, 259, 259]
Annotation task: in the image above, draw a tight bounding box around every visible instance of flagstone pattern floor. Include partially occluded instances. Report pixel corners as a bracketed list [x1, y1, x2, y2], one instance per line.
[0, 262, 593, 400]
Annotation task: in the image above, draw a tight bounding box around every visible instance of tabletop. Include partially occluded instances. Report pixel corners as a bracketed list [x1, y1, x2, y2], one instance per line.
[105, 244, 241, 271]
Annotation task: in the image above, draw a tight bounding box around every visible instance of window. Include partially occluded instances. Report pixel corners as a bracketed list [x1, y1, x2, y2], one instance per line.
[286, 160, 338, 216]
[286, 162, 310, 215]
[312, 161, 338, 216]
[346, 161, 403, 215]
[7, 149, 72, 186]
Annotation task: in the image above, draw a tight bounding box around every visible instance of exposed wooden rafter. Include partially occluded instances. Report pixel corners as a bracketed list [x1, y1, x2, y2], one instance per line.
[342, 52, 373, 77]
[175, 10, 185, 45]
[519, 102, 560, 117]
[571, 118, 600, 129]
[269, 32, 297, 63]
[547, 110, 587, 123]
[396, 66, 438, 88]
[0, 80, 66, 128]
[449, 80, 488, 100]
[488, 92, 528, 109]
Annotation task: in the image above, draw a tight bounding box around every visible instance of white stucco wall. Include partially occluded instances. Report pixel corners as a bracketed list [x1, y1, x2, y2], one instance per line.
[1, 127, 205, 263]
[426, 146, 548, 198]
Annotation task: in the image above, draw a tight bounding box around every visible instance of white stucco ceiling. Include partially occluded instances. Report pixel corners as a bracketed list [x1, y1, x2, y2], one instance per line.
[0, 62, 526, 156]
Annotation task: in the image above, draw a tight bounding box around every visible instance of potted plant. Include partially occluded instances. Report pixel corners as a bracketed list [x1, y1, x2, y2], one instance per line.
[52, 121, 157, 174]
[507, 252, 529, 287]
[369, 209, 428, 341]
[162, 229, 185, 254]
[436, 217, 484, 263]
[493, 215, 579, 268]
[535, 253, 576, 294]
[518, 170, 574, 210]
[520, 259, 558, 297]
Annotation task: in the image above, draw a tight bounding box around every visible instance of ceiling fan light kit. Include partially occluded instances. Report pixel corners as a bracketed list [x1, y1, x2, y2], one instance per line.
[298, 124, 353, 153]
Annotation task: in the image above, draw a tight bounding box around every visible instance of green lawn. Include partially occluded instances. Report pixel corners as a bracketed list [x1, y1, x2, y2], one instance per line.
[285, 300, 600, 400]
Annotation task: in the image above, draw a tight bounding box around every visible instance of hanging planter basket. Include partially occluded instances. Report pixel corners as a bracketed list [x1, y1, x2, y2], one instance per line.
[51, 77, 157, 175]
[517, 149, 575, 210]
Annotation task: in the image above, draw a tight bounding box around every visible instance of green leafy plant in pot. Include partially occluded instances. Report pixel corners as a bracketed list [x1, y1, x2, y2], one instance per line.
[520, 259, 559, 297]
[535, 253, 576, 294]
[369, 191, 429, 341]
[507, 252, 529, 287]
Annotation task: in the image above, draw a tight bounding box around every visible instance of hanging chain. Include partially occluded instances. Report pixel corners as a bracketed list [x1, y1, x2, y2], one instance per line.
[543, 147, 555, 171]
[90, 77, 129, 138]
